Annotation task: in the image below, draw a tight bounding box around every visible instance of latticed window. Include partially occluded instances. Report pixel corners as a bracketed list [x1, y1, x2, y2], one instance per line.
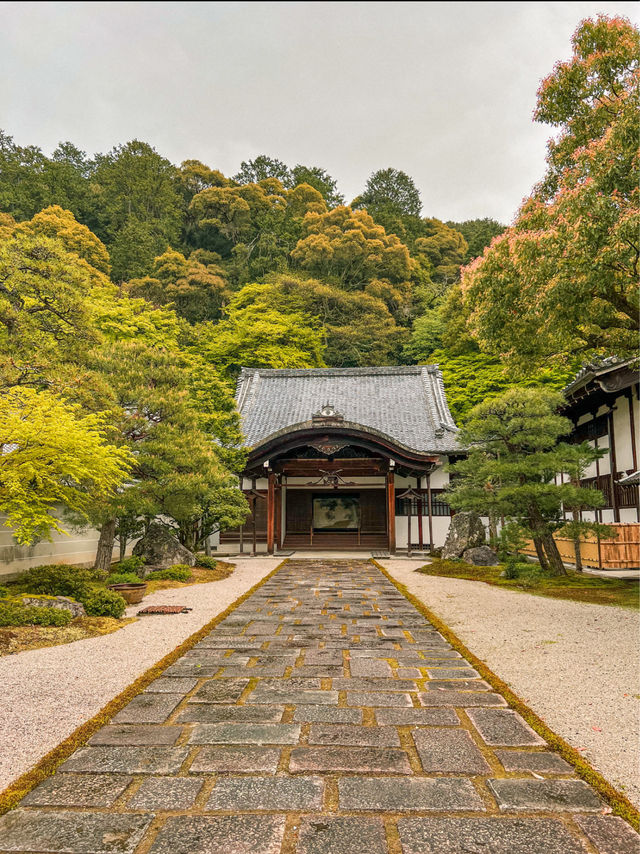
[395, 491, 451, 516]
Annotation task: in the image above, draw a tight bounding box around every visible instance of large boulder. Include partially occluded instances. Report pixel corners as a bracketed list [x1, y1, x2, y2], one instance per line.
[462, 546, 499, 566]
[132, 523, 196, 570]
[442, 512, 486, 560]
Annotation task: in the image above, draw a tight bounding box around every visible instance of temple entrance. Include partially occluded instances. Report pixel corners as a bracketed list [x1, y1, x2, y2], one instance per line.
[283, 489, 388, 550]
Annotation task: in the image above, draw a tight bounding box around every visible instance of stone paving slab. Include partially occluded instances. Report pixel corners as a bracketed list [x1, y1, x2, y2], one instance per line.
[1, 558, 637, 854]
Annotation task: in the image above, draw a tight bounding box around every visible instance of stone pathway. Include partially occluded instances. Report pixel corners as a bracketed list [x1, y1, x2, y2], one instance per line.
[1, 559, 638, 853]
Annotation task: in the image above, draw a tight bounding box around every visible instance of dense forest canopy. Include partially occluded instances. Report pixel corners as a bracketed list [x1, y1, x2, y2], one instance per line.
[0, 13, 636, 553]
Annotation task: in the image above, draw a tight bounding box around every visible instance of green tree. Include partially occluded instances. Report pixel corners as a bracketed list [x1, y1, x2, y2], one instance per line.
[231, 275, 405, 367]
[93, 140, 182, 281]
[461, 15, 639, 367]
[413, 218, 468, 285]
[0, 131, 50, 220]
[291, 205, 412, 317]
[127, 247, 230, 323]
[446, 217, 505, 263]
[291, 165, 344, 207]
[199, 301, 326, 379]
[233, 155, 293, 186]
[447, 388, 606, 576]
[0, 231, 99, 392]
[0, 387, 131, 543]
[16, 205, 111, 275]
[89, 341, 248, 568]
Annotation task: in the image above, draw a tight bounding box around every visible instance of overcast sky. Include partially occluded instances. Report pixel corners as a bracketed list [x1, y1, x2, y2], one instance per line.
[2, 1, 638, 223]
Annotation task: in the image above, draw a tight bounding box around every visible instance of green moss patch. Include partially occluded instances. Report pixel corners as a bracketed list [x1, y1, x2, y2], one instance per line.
[417, 557, 639, 609]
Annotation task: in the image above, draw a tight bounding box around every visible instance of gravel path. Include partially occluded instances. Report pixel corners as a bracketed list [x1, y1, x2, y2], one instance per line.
[380, 559, 640, 807]
[0, 558, 281, 792]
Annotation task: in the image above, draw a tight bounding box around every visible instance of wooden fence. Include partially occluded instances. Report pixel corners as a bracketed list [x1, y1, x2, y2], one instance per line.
[522, 523, 640, 570]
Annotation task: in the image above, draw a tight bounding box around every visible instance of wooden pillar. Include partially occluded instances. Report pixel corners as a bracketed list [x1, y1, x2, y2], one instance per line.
[275, 481, 282, 550]
[594, 435, 603, 569]
[251, 477, 257, 557]
[267, 471, 276, 555]
[608, 409, 620, 523]
[426, 472, 434, 554]
[386, 469, 396, 554]
[417, 476, 424, 552]
[627, 389, 638, 472]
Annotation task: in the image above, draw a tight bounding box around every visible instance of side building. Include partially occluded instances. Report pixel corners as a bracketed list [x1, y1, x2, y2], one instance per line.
[218, 366, 461, 554]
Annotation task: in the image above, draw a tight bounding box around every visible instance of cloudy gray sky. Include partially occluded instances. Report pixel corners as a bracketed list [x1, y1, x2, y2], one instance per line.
[2, 1, 638, 223]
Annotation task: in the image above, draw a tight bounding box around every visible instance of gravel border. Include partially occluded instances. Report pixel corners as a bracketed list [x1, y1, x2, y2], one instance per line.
[379, 559, 640, 807]
[0, 558, 281, 792]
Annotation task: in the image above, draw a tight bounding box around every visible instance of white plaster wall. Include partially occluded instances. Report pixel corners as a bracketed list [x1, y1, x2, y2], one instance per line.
[0, 515, 121, 580]
[613, 393, 637, 473]
[394, 514, 451, 549]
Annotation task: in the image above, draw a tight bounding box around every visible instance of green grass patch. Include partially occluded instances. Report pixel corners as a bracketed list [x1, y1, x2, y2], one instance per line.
[416, 558, 639, 609]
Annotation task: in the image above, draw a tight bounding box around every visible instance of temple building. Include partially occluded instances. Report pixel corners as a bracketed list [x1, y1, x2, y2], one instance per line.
[219, 366, 461, 554]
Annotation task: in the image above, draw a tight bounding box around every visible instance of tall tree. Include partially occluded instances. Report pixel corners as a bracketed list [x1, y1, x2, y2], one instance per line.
[93, 140, 182, 281]
[233, 155, 293, 186]
[231, 275, 406, 367]
[198, 302, 326, 379]
[460, 15, 639, 368]
[291, 165, 344, 207]
[447, 388, 606, 576]
[127, 247, 230, 323]
[446, 217, 505, 263]
[0, 387, 130, 544]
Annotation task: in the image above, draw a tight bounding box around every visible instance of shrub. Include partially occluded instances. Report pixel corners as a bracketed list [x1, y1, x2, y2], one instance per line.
[106, 572, 143, 586]
[17, 564, 94, 600]
[194, 555, 218, 570]
[0, 585, 10, 599]
[148, 565, 192, 582]
[110, 556, 145, 576]
[82, 588, 126, 619]
[0, 602, 72, 627]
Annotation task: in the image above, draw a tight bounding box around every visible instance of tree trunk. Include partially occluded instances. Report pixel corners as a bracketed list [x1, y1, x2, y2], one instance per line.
[119, 533, 127, 562]
[542, 531, 567, 576]
[572, 509, 583, 572]
[532, 535, 549, 572]
[527, 503, 567, 575]
[488, 513, 498, 548]
[94, 518, 116, 575]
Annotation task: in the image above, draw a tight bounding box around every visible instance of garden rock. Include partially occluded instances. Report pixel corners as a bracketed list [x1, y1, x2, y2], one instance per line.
[19, 596, 86, 618]
[442, 512, 486, 560]
[462, 546, 499, 566]
[132, 524, 196, 569]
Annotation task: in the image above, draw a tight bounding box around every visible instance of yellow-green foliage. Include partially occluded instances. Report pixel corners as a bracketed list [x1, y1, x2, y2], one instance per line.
[0, 389, 131, 544]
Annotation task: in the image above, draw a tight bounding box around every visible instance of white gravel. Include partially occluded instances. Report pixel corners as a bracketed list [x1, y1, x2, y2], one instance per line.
[0, 557, 281, 792]
[380, 559, 640, 807]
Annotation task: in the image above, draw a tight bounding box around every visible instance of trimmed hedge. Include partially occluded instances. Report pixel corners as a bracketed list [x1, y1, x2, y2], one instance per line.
[148, 565, 192, 582]
[0, 603, 72, 627]
[81, 589, 126, 619]
[194, 555, 218, 570]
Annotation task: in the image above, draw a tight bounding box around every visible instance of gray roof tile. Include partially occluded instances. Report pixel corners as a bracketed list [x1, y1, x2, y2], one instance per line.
[236, 366, 460, 454]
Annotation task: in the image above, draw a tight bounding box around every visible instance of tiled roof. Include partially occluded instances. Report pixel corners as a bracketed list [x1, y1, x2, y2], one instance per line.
[236, 366, 460, 454]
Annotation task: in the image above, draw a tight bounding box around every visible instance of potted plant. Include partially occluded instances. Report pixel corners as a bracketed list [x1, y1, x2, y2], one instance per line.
[105, 571, 147, 605]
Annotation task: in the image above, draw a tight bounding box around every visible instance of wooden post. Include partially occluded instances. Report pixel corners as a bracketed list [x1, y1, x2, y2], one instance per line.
[275, 481, 282, 551]
[426, 472, 434, 554]
[594, 435, 602, 569]
[267, 471, 276, 555]
[251, 477, 257, 557]
[608, 409, 620, 523]
[406, 490, 413, 557]
[627, 389, 638, 472]
[417, 476, 424, 552]
[386, 469, 396, 554]
[238, 477, 244, 554]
